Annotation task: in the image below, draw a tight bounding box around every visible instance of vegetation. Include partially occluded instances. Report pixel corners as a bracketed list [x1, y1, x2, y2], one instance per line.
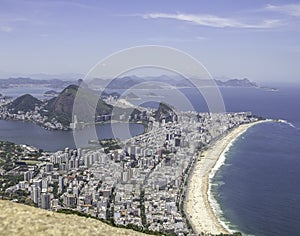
[107, 186, 115, 225]
[44, 84, 113, 125]
[57, 208, 170, 235]
[140, 189, 148, 227]
[0, 141, 39, 204]
[0, 141, 23, 171]
[199, 233, 242, 236]
[7, 94, 42, 113]
[250, 114, 266, 121]
[50, 182, 59, 199]
[0, 174, 23, 191]
[97, 138, 122, 153]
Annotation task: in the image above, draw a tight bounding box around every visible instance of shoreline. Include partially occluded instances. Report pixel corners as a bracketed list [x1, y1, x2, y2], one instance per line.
[185, 120, 271, 235]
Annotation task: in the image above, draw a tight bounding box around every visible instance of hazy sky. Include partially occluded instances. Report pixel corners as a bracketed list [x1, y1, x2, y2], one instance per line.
[0, 0, 300, 82]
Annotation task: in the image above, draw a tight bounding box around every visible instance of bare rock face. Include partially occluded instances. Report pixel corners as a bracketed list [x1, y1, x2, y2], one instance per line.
[0, 200, 145, 236]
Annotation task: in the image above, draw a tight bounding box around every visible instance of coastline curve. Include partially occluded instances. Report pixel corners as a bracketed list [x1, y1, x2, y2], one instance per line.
[185, 120, 272, 235]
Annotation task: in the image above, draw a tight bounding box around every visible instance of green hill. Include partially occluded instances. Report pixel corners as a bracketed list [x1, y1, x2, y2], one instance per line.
[45, 85, 113, 126]
[7, 94, 42, 113]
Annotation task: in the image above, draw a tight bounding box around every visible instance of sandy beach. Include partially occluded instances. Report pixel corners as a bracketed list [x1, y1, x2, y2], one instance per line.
[185, 120, 270, 235]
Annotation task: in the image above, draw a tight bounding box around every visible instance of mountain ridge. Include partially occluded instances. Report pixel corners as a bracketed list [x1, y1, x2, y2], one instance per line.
[0, 75, 264, 90]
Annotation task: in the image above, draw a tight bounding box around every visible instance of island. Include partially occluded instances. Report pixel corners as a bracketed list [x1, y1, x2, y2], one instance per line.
[44, 90, 60, 97]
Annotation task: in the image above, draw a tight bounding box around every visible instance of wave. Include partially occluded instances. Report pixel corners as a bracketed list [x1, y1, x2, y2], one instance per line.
[208, 128, 250, 234]
[209, 144, 232, 179]
[277, 119, 299, 130]
[208, 186, 236, 233]
[208, 142, 235, 233]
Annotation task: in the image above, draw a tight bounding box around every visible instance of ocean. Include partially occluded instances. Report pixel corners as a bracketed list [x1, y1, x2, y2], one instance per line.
[0, 86, 58, 99]
[1, 84, 300, 235]
[210, 86, 300, 236]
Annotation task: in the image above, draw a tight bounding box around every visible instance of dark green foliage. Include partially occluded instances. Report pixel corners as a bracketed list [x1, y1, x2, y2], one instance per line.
[140, 189, 147, 227]
[0, 174, 23, 190]
[50, 182, 59, 198]
[53, 163, 59, 168]
[45, 84, 113, 125]
[0, 141, 23, 171]
[7, 94, 42, 113]
[250, 115, 266, 121]
[199, 233, 242, 236]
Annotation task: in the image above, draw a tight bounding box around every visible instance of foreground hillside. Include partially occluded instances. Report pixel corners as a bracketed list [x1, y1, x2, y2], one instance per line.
[0, 200, 146, 236]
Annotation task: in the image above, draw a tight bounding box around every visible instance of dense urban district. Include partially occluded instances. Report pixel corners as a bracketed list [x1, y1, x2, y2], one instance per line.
[0, 88, 257, 236]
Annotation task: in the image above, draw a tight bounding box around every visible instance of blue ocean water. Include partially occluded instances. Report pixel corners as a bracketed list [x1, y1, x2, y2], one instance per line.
[0, 86, 59, 99]
[211, 86, 300, 236]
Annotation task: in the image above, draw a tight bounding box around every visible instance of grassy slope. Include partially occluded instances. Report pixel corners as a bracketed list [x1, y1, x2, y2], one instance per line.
[0, 200, 146, 236]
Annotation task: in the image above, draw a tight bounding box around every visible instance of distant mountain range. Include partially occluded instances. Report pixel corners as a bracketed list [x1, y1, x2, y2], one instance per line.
[0, 71, 83, 81]
[0, 75, 262, 90]
[89, 75, 260, 90]
[0, 77, 73, 89]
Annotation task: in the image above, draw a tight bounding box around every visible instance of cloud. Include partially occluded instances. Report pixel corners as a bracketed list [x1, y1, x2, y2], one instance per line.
[265, 3, 300, 17]
[0, 26, 13, 32]
[142, 13, 283, 29]
[42, 0, 96, 10]
[0, 16, 43, 26]
[147, 36, 206, 43]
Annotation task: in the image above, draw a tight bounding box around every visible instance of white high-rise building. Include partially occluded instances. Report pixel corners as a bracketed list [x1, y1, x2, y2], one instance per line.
[31, 186, 41, 206]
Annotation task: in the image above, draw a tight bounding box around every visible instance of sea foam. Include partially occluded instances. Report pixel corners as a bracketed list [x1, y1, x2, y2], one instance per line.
[208, 128, 249, 234]
[278, 119, 298, 129]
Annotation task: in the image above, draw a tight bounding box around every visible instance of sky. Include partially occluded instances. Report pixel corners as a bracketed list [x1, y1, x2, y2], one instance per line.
[0, 0, 300, 83]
